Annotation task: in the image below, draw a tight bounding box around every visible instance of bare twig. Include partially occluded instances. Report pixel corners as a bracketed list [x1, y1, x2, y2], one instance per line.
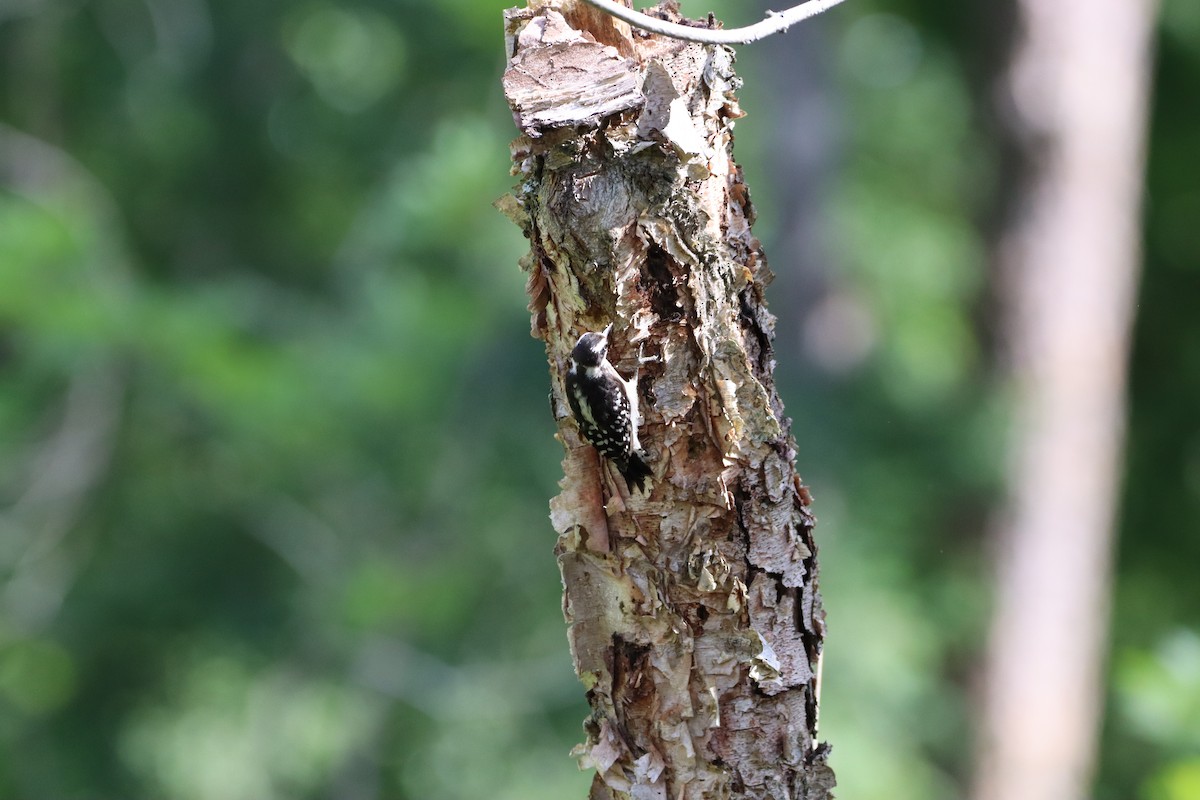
[580, 0, 848, 44]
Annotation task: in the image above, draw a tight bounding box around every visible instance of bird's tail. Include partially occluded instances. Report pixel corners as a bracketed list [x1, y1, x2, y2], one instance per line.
[620, 451, 653, 494]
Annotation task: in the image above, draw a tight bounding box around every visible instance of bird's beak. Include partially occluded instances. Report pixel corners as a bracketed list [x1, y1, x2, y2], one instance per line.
[601, 323, 613, 341]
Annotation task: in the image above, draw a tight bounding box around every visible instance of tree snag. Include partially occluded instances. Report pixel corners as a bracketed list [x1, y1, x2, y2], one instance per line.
[499, 2, 833, 798]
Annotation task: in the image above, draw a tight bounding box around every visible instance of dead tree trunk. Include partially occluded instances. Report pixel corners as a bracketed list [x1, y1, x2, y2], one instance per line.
[499, 2, 832, 798]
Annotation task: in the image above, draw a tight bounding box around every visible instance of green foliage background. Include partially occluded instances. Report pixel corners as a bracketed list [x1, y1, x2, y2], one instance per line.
[0, 1, 1196, 798]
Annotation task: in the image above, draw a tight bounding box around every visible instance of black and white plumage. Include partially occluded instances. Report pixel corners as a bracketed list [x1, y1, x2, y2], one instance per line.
[565, 324, 653, 493]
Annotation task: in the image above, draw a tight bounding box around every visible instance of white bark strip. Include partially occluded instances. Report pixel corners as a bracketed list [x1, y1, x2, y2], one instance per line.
[501, 3, 832, 798]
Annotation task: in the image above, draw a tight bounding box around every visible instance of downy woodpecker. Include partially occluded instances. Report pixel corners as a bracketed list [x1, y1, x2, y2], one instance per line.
[565, 324, 653, 493]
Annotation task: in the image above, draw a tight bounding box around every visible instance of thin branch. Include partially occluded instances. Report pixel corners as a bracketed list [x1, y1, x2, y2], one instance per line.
[580, 0, 848, 45]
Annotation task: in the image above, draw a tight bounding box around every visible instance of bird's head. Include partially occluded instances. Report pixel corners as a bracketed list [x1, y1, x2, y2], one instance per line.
[571, 324, 612, 368]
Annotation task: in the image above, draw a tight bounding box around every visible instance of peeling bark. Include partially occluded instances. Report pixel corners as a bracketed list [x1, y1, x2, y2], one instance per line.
[499, 3, 832, 798]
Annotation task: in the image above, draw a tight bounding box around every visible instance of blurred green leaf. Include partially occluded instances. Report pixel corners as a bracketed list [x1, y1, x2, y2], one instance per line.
[0, 638, 77, 715]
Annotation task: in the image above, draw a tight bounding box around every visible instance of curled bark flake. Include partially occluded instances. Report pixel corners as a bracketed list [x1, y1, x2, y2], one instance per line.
[503, 10, 643, 135]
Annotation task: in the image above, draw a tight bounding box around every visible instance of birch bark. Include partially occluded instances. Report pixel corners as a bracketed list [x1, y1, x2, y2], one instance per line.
[499, 3, 832, 798]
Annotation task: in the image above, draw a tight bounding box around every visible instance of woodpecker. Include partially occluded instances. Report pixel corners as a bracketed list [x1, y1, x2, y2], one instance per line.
[565, 324, 653, 493]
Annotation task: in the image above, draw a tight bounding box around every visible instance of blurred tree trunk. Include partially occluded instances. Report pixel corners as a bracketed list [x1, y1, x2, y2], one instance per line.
[499, 2, 832, 798]
[974, 2, 1157, 799]
[755, 6, 841, 368]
